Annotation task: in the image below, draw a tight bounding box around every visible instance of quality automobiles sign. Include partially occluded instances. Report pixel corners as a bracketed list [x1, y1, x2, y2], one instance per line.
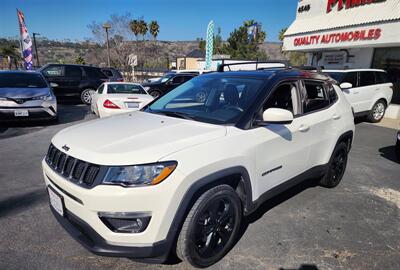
[294, 28, 381, 47]
[327, 0, 387, 13]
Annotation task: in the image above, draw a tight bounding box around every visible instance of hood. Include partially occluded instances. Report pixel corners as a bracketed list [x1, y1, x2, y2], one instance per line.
[0, 87, 50, 99]
[52, 111, 226, 165]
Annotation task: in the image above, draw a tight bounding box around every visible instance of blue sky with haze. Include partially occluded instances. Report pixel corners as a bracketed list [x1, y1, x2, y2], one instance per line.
[1, 0, 298, 42]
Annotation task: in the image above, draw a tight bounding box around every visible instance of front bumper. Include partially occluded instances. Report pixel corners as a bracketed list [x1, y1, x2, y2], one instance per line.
[49, 203, 169, 262]
[0, 100, 57, 121]
[42, 160, 185, 260]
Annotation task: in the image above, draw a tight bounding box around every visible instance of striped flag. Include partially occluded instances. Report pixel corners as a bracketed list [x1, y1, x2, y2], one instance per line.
[17, 9, 33, 70]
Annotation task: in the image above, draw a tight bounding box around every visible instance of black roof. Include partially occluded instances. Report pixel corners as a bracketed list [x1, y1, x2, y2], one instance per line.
[204, 68, 331, 82]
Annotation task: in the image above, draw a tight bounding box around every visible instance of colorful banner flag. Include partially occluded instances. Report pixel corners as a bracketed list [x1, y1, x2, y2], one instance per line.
[17, 9, 33, 70]
[247, 23, 258, 42]
[205, 20, 214, 70]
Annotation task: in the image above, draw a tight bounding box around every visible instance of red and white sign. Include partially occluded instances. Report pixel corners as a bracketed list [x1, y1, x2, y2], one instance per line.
[326, 0, 387, 13]
[294, 28, 381, 47]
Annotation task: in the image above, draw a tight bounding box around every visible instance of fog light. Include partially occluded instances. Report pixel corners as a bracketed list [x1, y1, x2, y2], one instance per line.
[98, 212, 151, 233]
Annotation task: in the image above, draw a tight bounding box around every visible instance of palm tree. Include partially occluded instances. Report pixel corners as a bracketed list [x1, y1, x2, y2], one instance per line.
[149, 21, 160, 41]
[129, 19, 141, 41]
[279, 27, 288, 42]
[138, 19, 148, 41]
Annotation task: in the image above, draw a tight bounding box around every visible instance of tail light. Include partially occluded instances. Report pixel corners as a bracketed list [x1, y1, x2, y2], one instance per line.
[117, 78, 124, 82]
[103, 99, 120, 109]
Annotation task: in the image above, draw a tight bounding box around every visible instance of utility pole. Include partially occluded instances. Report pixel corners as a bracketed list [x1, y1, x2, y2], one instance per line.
[32, 32, 40, 67]
[103, 23, 111, 67]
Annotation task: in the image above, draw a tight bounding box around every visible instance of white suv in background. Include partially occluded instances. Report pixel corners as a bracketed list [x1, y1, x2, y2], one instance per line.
[323, 69, 393, 122]
[43, 63, 355, 268]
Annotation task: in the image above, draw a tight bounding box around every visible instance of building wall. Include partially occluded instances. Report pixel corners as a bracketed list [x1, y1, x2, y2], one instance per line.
[309, 47, 374, 69]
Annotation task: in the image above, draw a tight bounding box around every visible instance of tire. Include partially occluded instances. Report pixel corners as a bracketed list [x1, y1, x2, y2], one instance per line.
[367, 99, 386, 123]
[320, 142, 348, 188]
[176, 185, 242, 268]
[80, 89, 96, 105]
[149, 90, 162, 99]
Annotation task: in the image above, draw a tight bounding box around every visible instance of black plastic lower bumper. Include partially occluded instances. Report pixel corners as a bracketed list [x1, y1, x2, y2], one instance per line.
[49, 206, 171, 263]
[0, 109, 56, 121]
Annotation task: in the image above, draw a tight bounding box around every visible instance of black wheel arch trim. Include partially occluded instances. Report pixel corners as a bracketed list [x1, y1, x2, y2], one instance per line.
[163, 166, 253, 254]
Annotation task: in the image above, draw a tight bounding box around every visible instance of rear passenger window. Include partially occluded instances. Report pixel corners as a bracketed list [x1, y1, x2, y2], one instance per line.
[359, 71, 375, 87]
[303, 81, 330, 113]
[375, 72, 389, 84]
[65, 66, 82, 77]
[343, 72, 358, 87]
[97, 84, 104, 94]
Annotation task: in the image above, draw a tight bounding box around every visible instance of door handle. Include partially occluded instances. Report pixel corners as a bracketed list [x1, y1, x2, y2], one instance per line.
[332, 114, 341, 120]
[298, 124, 310, 132]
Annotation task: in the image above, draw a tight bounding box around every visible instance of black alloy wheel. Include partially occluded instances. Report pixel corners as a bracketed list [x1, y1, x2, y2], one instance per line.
[177, 185, 242, 268]
[320, 142, 348, 188]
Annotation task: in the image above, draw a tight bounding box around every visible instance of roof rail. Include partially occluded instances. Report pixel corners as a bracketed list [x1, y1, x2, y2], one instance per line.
[217, 60, 290, 72]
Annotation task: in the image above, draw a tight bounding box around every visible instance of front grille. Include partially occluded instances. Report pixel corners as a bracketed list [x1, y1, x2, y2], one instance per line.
[46, 144, 100, 187]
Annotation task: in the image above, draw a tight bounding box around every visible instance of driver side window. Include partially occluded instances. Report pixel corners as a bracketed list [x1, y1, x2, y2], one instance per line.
[263, 82, 300, 116]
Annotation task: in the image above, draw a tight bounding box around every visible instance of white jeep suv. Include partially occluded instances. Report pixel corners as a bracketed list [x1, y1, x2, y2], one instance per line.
[43, 65, 355, 268]
[323, 69, 393, 122]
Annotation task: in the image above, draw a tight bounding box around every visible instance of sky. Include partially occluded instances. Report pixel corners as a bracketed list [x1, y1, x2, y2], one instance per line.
[1, 0, 298, 42]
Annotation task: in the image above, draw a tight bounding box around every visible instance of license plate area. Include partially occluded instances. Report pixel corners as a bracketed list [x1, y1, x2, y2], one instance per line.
[14, 110, 29, 117]
[125, 102, 140, 109]
[48, 186, 64, 216]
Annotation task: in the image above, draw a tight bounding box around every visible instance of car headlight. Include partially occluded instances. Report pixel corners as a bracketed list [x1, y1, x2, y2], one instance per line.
[144, 86, 151, 91]
[103, 161, 177, 187]
[397, 131, 400, 141]
[32, 93, 53, 101]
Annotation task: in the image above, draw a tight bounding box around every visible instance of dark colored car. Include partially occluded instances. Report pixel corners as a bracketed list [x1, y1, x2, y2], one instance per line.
[101, 67, 124, 82]
[142, 73, 197, 98]
[0, 71, 57, 122]
[396, 131, 400, 162]
[39, 64, 108, 104]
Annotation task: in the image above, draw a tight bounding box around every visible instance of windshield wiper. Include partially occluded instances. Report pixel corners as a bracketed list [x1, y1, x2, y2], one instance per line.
[155, 110, 196, 120]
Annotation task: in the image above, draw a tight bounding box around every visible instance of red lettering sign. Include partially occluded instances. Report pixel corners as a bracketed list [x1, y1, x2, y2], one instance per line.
[293, 28, 382, 47]
[327, 0, 386, 13]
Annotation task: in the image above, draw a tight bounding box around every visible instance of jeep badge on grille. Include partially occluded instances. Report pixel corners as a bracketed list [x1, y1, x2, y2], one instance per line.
[62, 144, 70, 151]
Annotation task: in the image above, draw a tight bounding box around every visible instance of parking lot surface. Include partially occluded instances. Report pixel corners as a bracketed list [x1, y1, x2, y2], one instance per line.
[0, 104, 399, 270]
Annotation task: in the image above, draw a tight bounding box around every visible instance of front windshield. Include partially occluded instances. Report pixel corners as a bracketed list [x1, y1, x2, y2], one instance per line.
[159, 73, 174, 83]
[323, 72, 344, 83]
[147, 75, 266, 125]
[0, 73, 47, 88]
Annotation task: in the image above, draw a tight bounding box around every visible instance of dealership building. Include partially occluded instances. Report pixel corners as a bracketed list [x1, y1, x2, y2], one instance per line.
[283, 0, 400, 109]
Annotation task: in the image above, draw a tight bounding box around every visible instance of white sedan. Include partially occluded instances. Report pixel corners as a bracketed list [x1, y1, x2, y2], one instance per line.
[91, 82, 154, 118]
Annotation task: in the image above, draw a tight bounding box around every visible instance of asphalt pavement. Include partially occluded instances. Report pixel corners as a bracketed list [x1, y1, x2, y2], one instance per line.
[0, 104, 399, 270]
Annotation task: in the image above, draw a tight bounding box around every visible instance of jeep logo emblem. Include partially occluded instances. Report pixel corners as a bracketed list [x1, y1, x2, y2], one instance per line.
[62, 145, 70, 151]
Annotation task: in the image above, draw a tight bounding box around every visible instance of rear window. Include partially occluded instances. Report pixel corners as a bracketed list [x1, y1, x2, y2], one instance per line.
[0, 73, 47, 88]
[84, 67, 108, 79]
[107, 84, 146, 94]
[101, 69, 113, 77]
[375, 72, 389, 84]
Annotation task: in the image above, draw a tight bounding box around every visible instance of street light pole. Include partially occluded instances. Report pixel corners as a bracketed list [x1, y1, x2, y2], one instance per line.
[32, 32, 40, 67]
[103, 24, 111, 67]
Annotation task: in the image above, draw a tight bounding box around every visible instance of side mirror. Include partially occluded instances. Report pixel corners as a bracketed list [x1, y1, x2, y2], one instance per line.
[50, 82, 59, 88]
[260, 108, 294, 125]
[340, 82, 352, 90]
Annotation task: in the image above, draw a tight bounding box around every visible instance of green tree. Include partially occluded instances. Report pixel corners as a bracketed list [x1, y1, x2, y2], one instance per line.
[149, 21, 160, 41]
[0, 42, 20, 69]
[278, 27, 307, 66]
[129, 19, 141, 41]
[75, 55, 86, 65]
[222, 20, 267, 60]
[138, 19, 148, 41]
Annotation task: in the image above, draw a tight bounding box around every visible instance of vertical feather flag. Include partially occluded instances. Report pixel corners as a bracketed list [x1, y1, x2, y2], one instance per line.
[205, 20, 214, 70]
[17, 9, 33, 70]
